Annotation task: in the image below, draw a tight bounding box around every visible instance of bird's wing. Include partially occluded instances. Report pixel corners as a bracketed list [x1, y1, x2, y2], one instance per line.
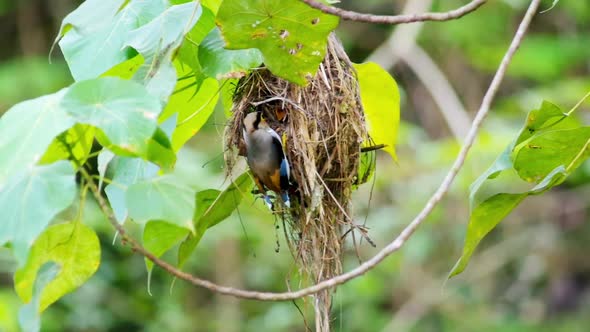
[267, 128, 291, 186]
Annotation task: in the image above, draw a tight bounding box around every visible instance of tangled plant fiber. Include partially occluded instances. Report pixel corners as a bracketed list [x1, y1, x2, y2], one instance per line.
[225, 34, 369, 330]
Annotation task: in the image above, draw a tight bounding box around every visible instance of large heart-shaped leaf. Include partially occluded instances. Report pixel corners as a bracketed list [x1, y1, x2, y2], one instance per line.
[104, 156, 159, 223]
[217, 0, 339, 85]
[127, 2, 202, 102]
[58, 0, 167, 80]
[0, 89, 73, 184]
[199, 28, 263, 79]
[126, 175, 196, 230]
[14, 222, 100, 312]
[61, 77, 162, 157]
[0, 161, 76, 264]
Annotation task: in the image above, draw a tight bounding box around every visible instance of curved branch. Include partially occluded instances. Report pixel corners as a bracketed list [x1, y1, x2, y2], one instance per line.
[85, 0, 541, 301]
[299, 0, 487, 24]
[402, 45, 471, 140]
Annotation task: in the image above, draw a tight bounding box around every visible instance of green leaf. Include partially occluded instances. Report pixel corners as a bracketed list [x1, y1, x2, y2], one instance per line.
[0, 89, 74, 184]
[58, 0, 167, 80]
[18, 263, 57, 332]
[0, 161, 76, 264]
[217, 0, 339, 85]
[143, 221, 189, 273]
[126, 174, 196, 230]
[0, 291, 20, 332]
[468, 145, 515, 209]
[450, 167, 567, 278]
[199, 28, 263, 79]
[39, 124, 95, 165]
[450, 99, 590, 278]
[353, 62, 400, 161]
[202, 0, 222, 14]
[61, 77, 162, 157]
[450, 193, 526, 278]
[14, 222, 100, 312]
[355, 150, 376, 188]
[102, 54, 145, 80]
[104, 157, 159, 223]
[97, 149, 115, 192]
[513, 127, 590, 182]
[126, 2, 202, 101]
[147, 128, 177, 172]
[176, 7, 216, 73]
[514, 101, 577, 145]
[161, 69, 219, 151]
[178, 172, 253, 268]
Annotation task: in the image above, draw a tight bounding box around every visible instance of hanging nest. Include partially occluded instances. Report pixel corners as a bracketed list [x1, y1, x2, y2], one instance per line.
[224, 34, 368, 329]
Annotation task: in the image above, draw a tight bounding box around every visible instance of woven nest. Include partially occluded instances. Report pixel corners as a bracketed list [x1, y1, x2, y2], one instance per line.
[224, 34, 368, 328]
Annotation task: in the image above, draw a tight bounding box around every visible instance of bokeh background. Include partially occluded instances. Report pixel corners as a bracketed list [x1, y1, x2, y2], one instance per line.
[1, 0, 590, 331]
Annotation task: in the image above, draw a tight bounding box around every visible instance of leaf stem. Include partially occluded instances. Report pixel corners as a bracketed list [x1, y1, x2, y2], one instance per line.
[567, 90, 590, 115]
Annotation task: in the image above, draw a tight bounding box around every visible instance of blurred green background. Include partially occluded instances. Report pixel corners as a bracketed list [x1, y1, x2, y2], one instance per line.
[1, 0, 590, 331]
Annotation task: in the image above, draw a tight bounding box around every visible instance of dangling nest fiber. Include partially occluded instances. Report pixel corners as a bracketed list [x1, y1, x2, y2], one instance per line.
[225, 34, 368, 329]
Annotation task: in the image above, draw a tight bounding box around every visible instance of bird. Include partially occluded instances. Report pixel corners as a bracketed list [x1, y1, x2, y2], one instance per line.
[242, 111, 291, 209]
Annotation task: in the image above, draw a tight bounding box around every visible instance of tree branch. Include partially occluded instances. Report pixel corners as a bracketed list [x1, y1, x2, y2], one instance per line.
[85, 0, 541, 301]
[299, 0, 487, 24]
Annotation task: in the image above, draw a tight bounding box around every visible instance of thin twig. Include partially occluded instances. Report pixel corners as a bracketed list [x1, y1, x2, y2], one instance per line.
[85, 0, 541, 301]
[298, 0, 487, 25]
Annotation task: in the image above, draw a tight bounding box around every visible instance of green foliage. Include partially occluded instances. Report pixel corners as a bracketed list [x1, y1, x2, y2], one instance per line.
[199, 28, 263, 79]
[17, 264, 56, 332]
[471, 35, 590, 81]
[104, 156, 159, 223]
[40, 125, 95, 165]
[58, 0, 167, 80]
[126, 2, 201, 101]
[175, 6, 216, 74]
[178, 172, 253, 268]
[0, 89, 73, 183]
[14, 222, 100, 312]
[143, 221, 189, 273]
[0, 162, 76, 264]
[216, 0, 339, 85]
[0, 1, 399, 323]
[126, 174, 197, 230]
[450, 100, 590, 277]
[353, 62, 400, 161]
[160, 65, 220, 151]
[0, 291, 19, 332]
[61, 77, 163, 158]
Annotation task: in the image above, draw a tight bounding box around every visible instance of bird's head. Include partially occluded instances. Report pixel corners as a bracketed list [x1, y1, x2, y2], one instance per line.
[243, 111, 267, 133]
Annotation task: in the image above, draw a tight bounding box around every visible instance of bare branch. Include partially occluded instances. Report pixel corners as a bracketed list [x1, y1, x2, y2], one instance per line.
[401, 45, 471, 140]
[299, 0, 487, 25]
[86, 0, 541, 301]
